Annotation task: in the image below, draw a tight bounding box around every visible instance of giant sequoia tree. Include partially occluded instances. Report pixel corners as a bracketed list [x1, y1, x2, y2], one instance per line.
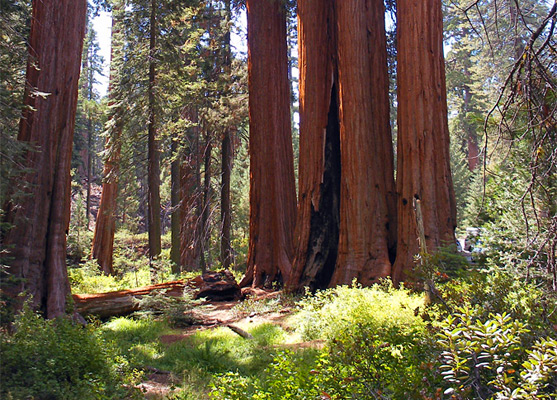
[392, 0, 457, 285]
[1, 0, 87, 318]
[287, 0, 396, 291]
[92, 3, 124, 276]
[241, 0, 297, 287]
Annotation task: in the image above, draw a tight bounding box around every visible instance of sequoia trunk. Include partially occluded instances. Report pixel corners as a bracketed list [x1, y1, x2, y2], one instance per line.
[1, 0, 87, 318]
[331, 0, 396, 286]
[92, 6, 122, 276]
[287, 0, 396, 291]
[392, 0, 457, 285]
[242, 0, 297, 287]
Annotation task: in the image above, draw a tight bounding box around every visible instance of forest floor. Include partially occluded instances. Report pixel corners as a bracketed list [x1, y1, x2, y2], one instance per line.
[134, 289, 321, 399]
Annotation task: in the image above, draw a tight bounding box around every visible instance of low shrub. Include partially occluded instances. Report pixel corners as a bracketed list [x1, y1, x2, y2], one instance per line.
[438, 307, 557, 399]
[0, 306, 141, 399]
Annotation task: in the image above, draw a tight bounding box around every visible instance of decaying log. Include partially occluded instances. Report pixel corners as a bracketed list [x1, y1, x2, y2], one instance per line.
[72, 280, 186, 319]
[72, 271, 241, 319]
[189, 270, 242, 302]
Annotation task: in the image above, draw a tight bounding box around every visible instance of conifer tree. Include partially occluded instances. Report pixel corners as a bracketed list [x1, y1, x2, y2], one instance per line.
[1, 0, 88, 317]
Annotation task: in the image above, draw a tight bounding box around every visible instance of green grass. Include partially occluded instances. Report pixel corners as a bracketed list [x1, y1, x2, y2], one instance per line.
[97, 315, 318, 399]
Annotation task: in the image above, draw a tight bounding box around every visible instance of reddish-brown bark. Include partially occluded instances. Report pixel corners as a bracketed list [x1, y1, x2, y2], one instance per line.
[464, 85, 480, 171]
[331, 0, 396, 286]
[73, 271, 241, 318]
[91, 148, 120, 276]
[170, 138, 182, 273]
[242, 0, 297, 288]
[200, 134, 213, 272]
[148, 0, 162, 272]
[287, 0, 396, 291]
[286, 0, 338, 291]
[392, 0, 457, 285]
[180, 109, 203, 270]
[1, 0, 87, 318]
[220, 130, 232, 270]
[220, 0, 233, 271]
[92, 7, 122, 276]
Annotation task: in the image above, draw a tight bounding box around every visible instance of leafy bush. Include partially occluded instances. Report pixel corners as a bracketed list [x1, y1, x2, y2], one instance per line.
[134, 288, 204, 327]
[214, 284, 440, 399]
[293, 282, 428, 341]
[0, 307, 140, 399]
[438, 307, 557, 399]
[439, 271, 557, 342]
[211, 350, 322, 400]
[68, 259, 153, 293]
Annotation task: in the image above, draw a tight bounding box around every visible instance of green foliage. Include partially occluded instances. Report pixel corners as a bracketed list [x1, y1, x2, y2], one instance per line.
[0, 306, 141, 399]
[293, 282, 427, 341]
[67, 186, 94, 266]
[438, 307, 557, 399]
[212, 284, 440, 399]
[291, 284, 440, 399]
[69, 259, 151, 293]
[134, 287, 203, 327]
[0, 0, 31, 209]
[231, 292, 298, 319]
[211, 350, 322, 400]
[461, 159, 556, 287]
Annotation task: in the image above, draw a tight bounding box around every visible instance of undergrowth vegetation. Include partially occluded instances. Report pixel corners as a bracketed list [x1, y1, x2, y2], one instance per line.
[0, 305, 142, 400]
[2, 258, 556, 399]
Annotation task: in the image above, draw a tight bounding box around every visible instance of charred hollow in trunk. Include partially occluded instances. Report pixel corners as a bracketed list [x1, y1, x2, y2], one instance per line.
[299, 85, 341, 290]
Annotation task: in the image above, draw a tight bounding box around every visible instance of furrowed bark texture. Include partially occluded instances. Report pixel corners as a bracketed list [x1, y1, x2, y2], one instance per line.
[1, 0, 87, 318]
[148, 0, 162, 270]
[242, 0, 297, 288]
[180, 110, 203, 271]
[220, 131, 232, 270]
[220, 0, 233, 271]
[393, 0, 457, 285]
[92, 6, 122, 276]
[91, 144, 120, 276]
[287, 0, 338, 290]
[170, 138, 181, 273]
[331, 0, 396, 286]
[288, 0, 396, 291]
[200, 135, 212, 272]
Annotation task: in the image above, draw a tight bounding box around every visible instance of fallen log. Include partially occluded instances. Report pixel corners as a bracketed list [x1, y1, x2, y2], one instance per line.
[226, 324, 253, 339]
[72, 271, 241, 319]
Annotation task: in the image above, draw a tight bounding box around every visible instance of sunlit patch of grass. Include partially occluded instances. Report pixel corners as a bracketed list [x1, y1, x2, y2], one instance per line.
[100, 317, 172, 368]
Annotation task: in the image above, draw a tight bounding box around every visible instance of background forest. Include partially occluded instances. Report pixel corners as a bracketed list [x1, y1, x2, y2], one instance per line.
[1, 0, 556, 399]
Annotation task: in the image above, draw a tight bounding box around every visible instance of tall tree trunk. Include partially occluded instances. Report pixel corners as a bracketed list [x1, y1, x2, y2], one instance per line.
[1, 0, 87, 318]
[287, 0, 396, 291]
[220, 0, 233, 271]
[170, 138, 181, 273]
[85, 46, 95, 224]
[330, 0, 396, 286]
[148, 0, 162, 279]
[392, 0, 457, 285]
[200, 134, 212, 273]
[86, 116, 93, 223]
[242, 0, 297, 288]
[91, 5, 122, 276]
[220, 131, 232, 269]
[180, 109, 203, 270]
[463, 84, 479, 171]
[286, 0, 338, 291]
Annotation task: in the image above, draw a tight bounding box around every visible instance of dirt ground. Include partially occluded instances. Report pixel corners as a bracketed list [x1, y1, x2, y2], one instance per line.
[138, 288, 318, 399]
